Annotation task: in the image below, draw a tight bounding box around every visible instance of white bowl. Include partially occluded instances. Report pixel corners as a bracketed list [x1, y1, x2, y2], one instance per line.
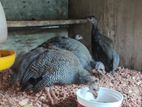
[76, 87, 123, 107]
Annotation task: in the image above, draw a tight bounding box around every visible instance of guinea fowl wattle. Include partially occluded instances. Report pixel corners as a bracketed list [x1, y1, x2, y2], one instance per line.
[88, 16, 120, 73]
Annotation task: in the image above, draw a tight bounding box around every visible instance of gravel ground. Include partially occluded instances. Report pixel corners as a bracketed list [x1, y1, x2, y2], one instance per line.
[0, 68, 142, 107]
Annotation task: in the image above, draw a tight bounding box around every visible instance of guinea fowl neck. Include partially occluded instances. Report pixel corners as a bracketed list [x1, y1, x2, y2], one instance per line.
[91, 23, 99, 40]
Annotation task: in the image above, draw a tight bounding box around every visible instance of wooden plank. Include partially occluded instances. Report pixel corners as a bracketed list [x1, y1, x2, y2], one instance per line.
[7, 19, 88, 28]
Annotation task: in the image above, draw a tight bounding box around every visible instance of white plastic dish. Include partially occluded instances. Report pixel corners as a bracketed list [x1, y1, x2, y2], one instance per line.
[76, 87, 123, 107]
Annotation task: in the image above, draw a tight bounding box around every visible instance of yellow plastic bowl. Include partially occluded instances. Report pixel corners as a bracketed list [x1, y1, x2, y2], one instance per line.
[0, 50, 16, 71]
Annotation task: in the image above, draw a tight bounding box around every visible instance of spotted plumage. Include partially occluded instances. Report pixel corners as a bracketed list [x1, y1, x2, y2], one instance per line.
[12, 46, 96, 91]
[38, 36, 96, 71]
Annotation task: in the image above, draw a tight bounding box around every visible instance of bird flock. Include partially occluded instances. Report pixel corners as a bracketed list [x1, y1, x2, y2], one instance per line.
[12, 16, 120, 92]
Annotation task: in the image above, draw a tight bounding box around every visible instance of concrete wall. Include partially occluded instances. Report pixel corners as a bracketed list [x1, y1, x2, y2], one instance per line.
[1, 0, 68, 20]
[69, 0, 142, 71]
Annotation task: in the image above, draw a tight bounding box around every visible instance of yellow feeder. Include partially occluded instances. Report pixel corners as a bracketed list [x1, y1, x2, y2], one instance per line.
[0, 50, 16, 71]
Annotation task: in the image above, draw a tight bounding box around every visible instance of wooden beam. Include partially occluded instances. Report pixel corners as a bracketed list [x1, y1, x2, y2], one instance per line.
[7, 19, 88, 28]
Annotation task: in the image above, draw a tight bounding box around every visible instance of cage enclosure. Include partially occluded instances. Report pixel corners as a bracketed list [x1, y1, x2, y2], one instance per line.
[0, 0, 142, 107]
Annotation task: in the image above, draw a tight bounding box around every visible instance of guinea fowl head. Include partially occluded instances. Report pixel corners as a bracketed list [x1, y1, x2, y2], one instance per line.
[95, 61, 106, 75]
[87, 16, 98, 25]
[88, 78, 100, 98]
[74, 34, 83, 41]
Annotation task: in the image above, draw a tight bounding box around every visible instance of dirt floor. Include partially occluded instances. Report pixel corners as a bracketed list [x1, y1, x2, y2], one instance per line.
[0, 68, 142, 107]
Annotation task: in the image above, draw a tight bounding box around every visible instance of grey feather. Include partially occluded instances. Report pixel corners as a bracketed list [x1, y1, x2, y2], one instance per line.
[38, 36, 96, 71]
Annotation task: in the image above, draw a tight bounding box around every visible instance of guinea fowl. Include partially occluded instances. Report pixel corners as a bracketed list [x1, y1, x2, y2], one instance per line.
[12, 45, 98, 92]
[87, 16, 120, 73]
[38, 36, 96, 72]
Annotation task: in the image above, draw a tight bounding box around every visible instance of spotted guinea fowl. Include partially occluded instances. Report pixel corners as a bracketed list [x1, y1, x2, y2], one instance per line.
[38, 36, 96, 72]
[12, 45, 98, 91]
[87, 16, 120, 73]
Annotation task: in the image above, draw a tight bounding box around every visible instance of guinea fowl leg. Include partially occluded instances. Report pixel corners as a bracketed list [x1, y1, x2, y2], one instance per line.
[112, 50, 120, 73]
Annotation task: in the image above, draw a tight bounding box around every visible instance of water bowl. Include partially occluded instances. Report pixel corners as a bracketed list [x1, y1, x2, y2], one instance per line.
[76, 87, 123, 107]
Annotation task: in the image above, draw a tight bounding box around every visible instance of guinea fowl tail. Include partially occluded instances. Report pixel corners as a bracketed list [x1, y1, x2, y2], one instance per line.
[11, 52, 26, 84]
[11, 47, 46, 85]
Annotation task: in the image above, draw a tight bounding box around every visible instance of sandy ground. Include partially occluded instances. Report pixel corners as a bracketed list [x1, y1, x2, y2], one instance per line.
[0, 68, 142, 107]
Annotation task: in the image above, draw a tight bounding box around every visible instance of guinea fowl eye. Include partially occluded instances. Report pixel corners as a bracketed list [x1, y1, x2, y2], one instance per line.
[95, 79, 98, 83]
[93, 89, 97, 91]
